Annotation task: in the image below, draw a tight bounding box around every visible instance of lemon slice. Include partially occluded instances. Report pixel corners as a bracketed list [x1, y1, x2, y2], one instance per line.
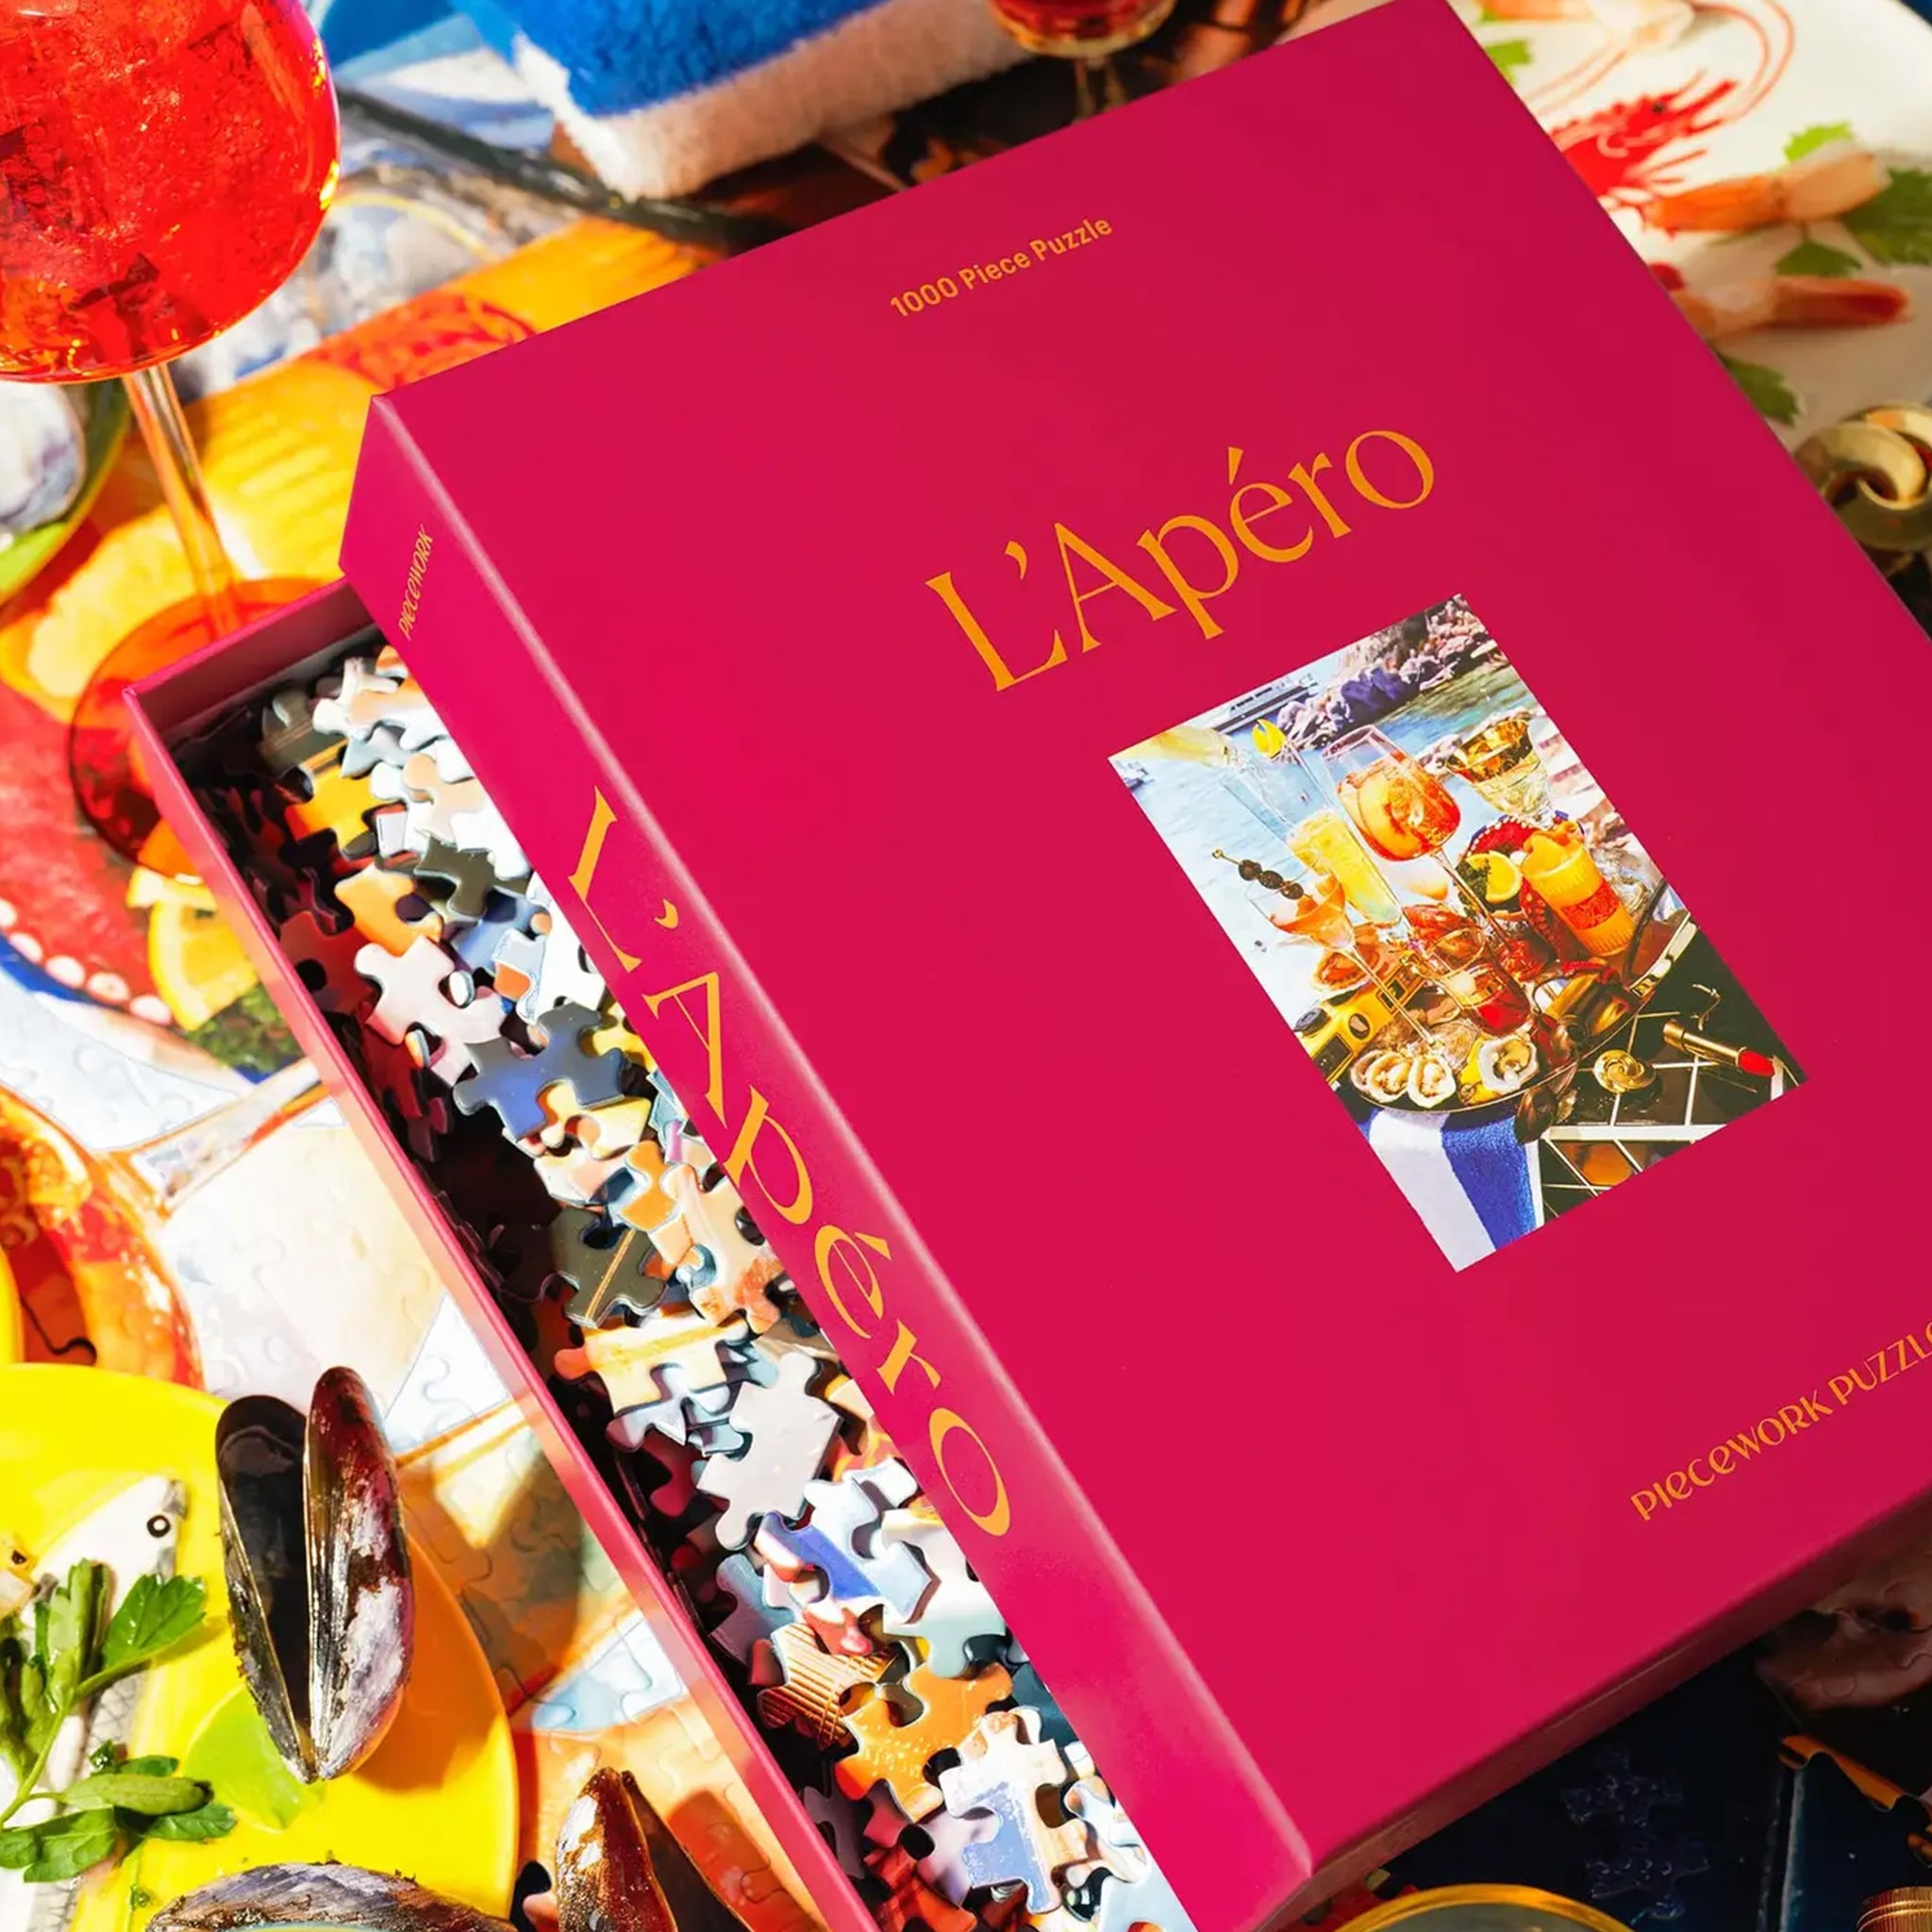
[1252, 718, 1287, 758]
[147, 900, 258, 1031]
[1480, 853, 1522, 903]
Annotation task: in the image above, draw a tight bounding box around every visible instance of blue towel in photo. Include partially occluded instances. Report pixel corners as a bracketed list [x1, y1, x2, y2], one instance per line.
[464, 0, 1024, 197]
[1362, 1108, 1538, 1269]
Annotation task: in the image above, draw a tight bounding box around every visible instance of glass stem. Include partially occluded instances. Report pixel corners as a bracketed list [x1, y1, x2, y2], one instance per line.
[1074, 56, 1127, 115]
[124, 363, 242, 635]
[114, 1059, 326, 1218]
[1431, 850, 1517, 953]
[1341, 943, 1437, 1056]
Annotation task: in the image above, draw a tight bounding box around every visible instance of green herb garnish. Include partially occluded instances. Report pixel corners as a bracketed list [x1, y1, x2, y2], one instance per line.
[0, 1561, 230, 1882]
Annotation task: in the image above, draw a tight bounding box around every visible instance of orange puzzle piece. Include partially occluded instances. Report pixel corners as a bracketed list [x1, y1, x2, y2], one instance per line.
[835, 1663, 1014, 1819]
[336, 864, 441, 956]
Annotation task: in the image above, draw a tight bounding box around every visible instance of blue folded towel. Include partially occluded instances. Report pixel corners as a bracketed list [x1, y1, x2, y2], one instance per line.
[1361, 1108, 1540, 1269]
[462, 0, 1024, 196]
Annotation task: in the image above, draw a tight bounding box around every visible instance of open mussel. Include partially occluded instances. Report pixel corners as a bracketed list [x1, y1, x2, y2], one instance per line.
[557, 1770, 679, 1932]
[148, 1863, 511, 1932]
[557, 1768, 753, 1932]
[215, 1365, 414, 1783]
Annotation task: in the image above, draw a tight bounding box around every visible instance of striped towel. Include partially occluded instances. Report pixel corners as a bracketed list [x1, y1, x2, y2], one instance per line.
[463, 0, 1027, 198]
[1362, 1108, 1538, 1270]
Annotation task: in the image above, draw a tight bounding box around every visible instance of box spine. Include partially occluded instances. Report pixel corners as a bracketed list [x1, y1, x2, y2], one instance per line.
[341, 396, 1311, 1921]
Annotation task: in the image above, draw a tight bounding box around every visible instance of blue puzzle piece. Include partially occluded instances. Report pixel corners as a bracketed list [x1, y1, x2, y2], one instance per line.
[449, 891, 538, 974]
[710, 1552, 795, 1661]
[948, 1788, 1055, 1911]
[758, 1468, 926, 1621]
[451, 999, 630, 1139]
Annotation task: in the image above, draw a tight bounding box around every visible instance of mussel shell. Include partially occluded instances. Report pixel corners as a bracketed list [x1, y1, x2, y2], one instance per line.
[557, 1770, 679, 1932]
[215, 1368, 414, 1785]
[147, 1861, 512, 1932]
[214, 1394, 314, 1778]
[307, 1364, 414, 1781]
[625, 1780, 755, 1932]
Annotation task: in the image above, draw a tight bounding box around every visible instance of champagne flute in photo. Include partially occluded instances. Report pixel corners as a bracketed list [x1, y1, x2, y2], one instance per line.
[1217, 847, 1437, 1056]
[1247, 720, 1404, 926]
[0, 0, 340, 860]
[1322, 725, 1519, 952]
[987, 0, 1177, 113]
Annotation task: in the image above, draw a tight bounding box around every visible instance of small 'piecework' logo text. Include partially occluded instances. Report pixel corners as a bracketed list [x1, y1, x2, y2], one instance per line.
[1632, 1320, 1932, 1520]
[397, 525, 433, 638]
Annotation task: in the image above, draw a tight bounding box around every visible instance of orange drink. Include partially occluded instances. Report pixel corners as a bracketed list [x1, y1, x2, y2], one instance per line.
[1520, 824, 1635, 957]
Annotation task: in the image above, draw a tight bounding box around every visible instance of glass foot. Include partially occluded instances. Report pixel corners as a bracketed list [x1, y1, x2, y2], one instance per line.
[68, 577, 321, 874]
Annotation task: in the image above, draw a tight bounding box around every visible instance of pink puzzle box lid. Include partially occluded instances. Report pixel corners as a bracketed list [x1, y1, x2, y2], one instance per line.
[320, 0, 1932, 1924]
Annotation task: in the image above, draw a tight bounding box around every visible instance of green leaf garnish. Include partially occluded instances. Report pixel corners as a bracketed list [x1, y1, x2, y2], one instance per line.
[0, 1810, 119, 1882]
[1785, 123, 1854, 163]
[96, 1575, 206, 1683]
[39, 1565, 102, 1731]
[58, 1772, 208, 1816]
[137, 1800, 237, 1844]
[1485, 37, 1532, 83]
[1716, 351, 1799, 425]
[1774, 236, 1863, 278]
[0, 1561, 222, 1880]
[1843, 168, 1932, 264]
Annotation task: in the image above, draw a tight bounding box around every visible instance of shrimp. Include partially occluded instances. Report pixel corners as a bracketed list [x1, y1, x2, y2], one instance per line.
[1645, 140, 1890, 232]
[1673, 274, 1909, 340]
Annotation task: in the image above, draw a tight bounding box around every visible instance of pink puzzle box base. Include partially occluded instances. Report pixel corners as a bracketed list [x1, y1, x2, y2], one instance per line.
[127, 580, 1932, 1930]
[126, 578, 873, 1932]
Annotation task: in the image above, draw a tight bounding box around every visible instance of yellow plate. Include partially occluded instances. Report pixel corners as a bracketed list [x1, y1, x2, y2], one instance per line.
[0, 1365, 518, 1925]
[0, 1249, 20, 1365]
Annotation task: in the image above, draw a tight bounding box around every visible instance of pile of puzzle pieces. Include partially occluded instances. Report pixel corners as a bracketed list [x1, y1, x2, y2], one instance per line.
[190, 633, 1192, 1932]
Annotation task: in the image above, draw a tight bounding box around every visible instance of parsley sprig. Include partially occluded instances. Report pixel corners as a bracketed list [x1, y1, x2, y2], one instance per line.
[0, 1563, 232, 1881]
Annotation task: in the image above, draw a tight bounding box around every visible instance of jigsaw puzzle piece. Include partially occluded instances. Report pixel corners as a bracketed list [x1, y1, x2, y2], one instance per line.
[836, 1662, 1015, 1820]
[710, 1551, 798, 1662]
[554, 1307, 746, 1414]
[1061, 1770, 1153, 1892]
[804, 1789, 870, 1883]
[879, 1507, 1008, 1677]
[285, 752, 378, 851]
[865, 1846, 976, 1932]
[533, 1139, 638, 1208]
[560, 1094, 658, 1158]
[914, 1802, 1004, 1907]
[313, 654, 443, 748]
[260, 683, 340, 777]
[282, 907, 370, 1015]
[754, 1621, 891, 1748]
[496, 898, 606, 1018]
[758, 1463, 927, 1626]
[414, 837, 507, 923]
[693, 1351, 841, 1549]
[935, 1708, 1091, 1913]
[356, 936, 508, 1080]
[337, 864, 441, 956]
[668, 1160, 789, 1335]
[1081, 1857, 1194, 1932]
